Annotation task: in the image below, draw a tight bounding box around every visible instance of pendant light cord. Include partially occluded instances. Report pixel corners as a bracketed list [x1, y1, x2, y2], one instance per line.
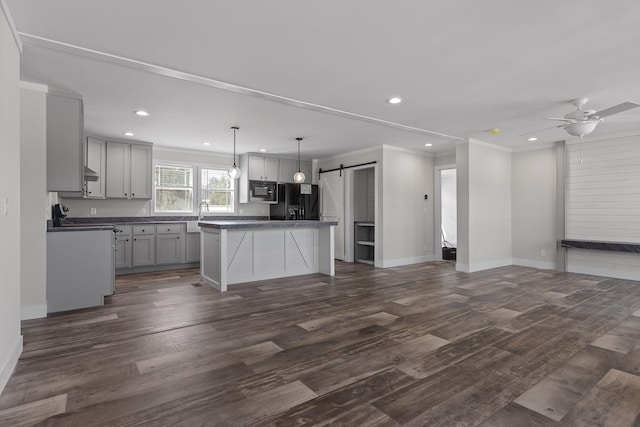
[296, 137, 303, 172]
[232, 126, 239, 167]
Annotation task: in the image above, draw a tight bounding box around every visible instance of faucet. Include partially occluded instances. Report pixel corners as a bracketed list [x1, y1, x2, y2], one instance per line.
[198, 201, 210, 220]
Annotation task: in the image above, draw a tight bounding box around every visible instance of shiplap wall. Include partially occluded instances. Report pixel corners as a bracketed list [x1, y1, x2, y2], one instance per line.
[566, 134, 640, 280]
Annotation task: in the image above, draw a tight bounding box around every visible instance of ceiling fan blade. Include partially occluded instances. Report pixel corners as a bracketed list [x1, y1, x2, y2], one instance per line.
[544, 117, 576, 122]
[588, 102, 640, 119]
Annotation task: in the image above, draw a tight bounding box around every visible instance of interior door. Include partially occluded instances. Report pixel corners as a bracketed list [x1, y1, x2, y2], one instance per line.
[320, 171, 345, 260]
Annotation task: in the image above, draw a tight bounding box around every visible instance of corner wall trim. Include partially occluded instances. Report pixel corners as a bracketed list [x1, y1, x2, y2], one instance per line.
[0, 335, 23, 394]
[21, 304, 47, 320]
[0, 0, 22, 52]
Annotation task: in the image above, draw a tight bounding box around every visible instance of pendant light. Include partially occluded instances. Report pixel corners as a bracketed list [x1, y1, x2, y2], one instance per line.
[293, 137, 305, 183]
[228, 126, 241, 179]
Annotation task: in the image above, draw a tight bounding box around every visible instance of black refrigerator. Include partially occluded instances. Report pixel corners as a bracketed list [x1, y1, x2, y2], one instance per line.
[270, 183, 319, 220]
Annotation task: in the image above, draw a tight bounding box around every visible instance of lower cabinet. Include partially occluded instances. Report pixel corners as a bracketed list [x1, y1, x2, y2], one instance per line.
[186, 232, 200, 263]
[115, 236, 133, 269]
[115, 222, 200, 274]
[132, 235, 156, 266]
[156, 234, 184, 264]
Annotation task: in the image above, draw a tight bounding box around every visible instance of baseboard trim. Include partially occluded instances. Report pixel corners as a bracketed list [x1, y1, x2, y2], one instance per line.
[21, 303, 47, 320]
[379, 255, 436, 268]
[0, 334, 22, 394]
[512, 258, 557, 270]
[466, 258, 513, 273]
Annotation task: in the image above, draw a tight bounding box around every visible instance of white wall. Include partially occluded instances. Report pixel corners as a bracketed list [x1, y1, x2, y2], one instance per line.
[434, 153, 456, 166]
[455, 143, 470, 270]
[20, 85, 48, 319]
[457, 140, 512, 272]
[381, 147, 435, 267]
[511, 147, 557, 269]
[0, 3, 23, 394]
[60, 146, 269, 217]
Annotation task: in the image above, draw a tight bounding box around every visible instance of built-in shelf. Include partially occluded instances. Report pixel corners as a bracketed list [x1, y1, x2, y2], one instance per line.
[354, 221, 375, 265]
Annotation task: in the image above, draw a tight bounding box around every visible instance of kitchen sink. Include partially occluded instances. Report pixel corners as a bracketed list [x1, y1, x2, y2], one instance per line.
[186, 221, 201, 233]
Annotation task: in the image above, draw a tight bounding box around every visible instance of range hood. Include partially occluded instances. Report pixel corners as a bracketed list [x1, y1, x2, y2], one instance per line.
[84, 166, 99, 182]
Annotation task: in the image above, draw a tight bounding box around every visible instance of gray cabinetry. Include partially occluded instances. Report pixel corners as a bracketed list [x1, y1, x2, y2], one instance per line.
[156, 224, 185, 265]
[186, 232, 200, 263]
[85, 136, 106, 199]
[114, 225, 132, 269]
[354, 222, 375, 265]
[46, 91, 84, 192]
[132, 225, 156, 266]
[106, 142, 130, 198]
[278, 158, 312, 184]
[47, 230, 114, 313]
[106, 141, 152, 199]
[246, 154, 278, 181]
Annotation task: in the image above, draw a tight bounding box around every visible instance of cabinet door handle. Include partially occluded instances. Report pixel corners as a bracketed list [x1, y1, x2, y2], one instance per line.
[141, 229, 145, 232]
[132, 193, 135, 196]
[167, 228, 171, 231]
[133, 238, 136, 241]
[124, 193, 128, 196]
[177, 236, 180, 239]
[126, 239, 129, 242]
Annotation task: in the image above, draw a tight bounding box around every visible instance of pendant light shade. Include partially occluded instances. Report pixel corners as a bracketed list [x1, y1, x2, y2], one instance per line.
[228, 126, 241, 179]
[293, 137, 305, 183]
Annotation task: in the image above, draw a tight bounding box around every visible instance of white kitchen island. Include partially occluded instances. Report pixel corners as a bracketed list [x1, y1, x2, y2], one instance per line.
[199, 220, 337, 291]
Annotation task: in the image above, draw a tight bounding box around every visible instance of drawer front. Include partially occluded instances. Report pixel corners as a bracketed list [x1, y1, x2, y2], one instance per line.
[156, 224, 185, 234]
[114, 225, 132, 236]
[133, 225, 156, 235]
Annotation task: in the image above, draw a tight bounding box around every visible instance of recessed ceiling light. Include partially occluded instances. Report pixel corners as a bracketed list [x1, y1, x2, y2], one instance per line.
[203, 142, 211, 146]
[527, 137, 538, 142]
[387, 97, 403, 104]
[424, 143, 433, 147]
[134, 110, 149, 117]
[259, 148, 267, 152]
[123, 132, 134, 137]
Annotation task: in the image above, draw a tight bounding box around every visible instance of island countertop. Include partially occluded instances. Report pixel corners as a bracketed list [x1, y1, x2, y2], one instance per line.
[198, 220, 338, 230]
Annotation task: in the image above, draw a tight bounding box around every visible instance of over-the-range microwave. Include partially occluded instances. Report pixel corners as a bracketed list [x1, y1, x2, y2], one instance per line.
[249, 180, 278, 203]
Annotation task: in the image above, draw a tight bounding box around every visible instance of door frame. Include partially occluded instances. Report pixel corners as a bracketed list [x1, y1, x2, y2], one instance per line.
[434, 164, 456, 261]
[344, 164, 379, 266]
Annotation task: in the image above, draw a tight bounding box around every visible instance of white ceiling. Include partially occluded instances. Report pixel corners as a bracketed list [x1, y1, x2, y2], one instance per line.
[8, 0, 640, 159]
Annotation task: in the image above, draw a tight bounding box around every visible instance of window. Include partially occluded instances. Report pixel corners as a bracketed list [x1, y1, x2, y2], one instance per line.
[154, 164, 193, 213]
[200, 168, 234, 213]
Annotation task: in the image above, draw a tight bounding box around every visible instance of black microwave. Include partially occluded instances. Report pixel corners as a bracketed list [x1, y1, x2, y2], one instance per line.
[249, 180, 278, 203]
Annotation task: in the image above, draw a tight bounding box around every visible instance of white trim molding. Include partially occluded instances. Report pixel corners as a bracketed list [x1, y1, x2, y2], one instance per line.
[466, 258, 513, 273]
[0, 335, 22, 394]
[19, 81, 48, 92]
[512, 258, 557, 271]
[21, 304, 47, 320]
[0, 0, 22, 51]
[379, 255, 436, 269]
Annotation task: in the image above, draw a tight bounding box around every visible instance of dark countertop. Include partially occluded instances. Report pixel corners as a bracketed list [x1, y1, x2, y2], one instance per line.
[48, 224, 116, 232]
[47, 216, 268, 232]
[199, 220, 338, 230]
[561, 239, 640, 253]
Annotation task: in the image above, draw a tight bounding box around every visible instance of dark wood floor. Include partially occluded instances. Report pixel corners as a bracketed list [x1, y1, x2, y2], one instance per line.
[2, 262, 640, 426]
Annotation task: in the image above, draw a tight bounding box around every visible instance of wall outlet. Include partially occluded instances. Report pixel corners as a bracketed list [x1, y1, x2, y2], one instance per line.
[540, 249, 546, 257]
[90, 207, 97, 216]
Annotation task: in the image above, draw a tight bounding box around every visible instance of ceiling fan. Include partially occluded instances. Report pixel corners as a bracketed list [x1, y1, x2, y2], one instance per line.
[545, 97, 640, 137]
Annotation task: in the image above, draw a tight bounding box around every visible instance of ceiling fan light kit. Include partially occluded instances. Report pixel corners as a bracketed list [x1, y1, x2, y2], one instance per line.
[546, 97, 640, 138]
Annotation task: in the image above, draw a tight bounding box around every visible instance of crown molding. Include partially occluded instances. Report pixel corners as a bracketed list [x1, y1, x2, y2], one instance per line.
[382, 144, 434, 157]
[0, 0, 21, 52]
[19, 81, 48, 92]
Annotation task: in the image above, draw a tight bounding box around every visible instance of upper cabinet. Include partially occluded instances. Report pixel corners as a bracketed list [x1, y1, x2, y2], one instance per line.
[46, 91, 84, 192]
[278, 158, 312, 184]
[246, 154, 279, 181]
[85, 136, 106, 199]
[106, 141, 152, 199]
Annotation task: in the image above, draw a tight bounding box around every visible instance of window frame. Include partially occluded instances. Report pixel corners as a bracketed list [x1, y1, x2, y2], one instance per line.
[152, 160, 237, 216]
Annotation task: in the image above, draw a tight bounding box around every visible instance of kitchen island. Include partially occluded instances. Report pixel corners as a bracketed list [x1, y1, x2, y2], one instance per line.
[199, 220, 337, 291]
